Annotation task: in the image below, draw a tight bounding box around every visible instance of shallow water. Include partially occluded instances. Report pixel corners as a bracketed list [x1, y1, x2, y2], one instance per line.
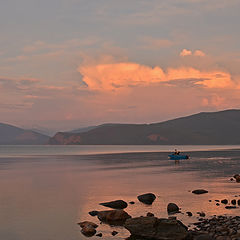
[0, 146, 240, 240]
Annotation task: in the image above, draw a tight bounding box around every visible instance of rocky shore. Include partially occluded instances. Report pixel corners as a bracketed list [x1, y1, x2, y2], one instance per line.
[77, 177, 240, 240]
[190, 215, 240, 240]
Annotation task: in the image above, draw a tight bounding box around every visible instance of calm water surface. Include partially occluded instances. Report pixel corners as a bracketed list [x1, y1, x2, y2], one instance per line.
[1, 145, 240, 240]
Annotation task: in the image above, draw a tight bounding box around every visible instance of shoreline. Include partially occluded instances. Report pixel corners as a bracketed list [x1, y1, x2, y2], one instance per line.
[79, 189, 240, 240]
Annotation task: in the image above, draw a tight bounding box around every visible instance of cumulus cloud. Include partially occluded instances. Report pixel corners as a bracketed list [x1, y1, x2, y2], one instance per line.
[194, 50, 206, 56]
[180, 49, 206, 57]
[78, 62, 234, 91]
[78, 62, 166, 91]
[167, 68, 233, 88]
[180, 49, 192, 56]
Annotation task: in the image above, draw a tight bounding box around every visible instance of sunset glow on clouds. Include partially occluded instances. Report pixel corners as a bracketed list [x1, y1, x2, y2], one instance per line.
[180, 49, 206, 57]
[0, 0, 240, 131]
[78, 61, 234, 91]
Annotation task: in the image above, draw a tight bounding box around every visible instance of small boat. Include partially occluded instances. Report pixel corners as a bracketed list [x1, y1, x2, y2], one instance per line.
[168, 154, 189, 160]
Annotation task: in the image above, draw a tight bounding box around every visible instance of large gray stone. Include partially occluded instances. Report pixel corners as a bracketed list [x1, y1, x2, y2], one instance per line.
[124, 216, 188, 240]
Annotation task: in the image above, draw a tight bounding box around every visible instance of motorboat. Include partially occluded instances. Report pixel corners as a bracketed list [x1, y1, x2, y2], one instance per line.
[168, 154, 189, 160]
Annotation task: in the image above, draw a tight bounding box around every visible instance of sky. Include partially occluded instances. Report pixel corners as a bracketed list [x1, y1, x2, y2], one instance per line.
[1, 0, 240, 133]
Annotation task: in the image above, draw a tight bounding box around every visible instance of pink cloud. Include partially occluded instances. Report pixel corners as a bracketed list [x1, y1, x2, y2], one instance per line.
[180, 49, 192, 56]
[78, 62, 166, 91]
[78, 61, 235, 91]
[180, 49, 206, 57]
[194, 50, 206, 57]
[167, 68, 233, 88]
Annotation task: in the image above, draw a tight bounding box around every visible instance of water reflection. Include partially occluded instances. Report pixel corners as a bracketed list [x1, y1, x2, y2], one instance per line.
[0, 150, 240, 239]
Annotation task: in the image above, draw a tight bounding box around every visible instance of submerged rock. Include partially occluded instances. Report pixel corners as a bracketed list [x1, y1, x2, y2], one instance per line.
[88, 210, 98, 216]
[221, 199, 228, 204]
[124, 216, 188, 240]
[167, 203, 180, 214]
[197, 211, 206, 217]
[111, 231, 118, 236]
[192, 189, 208, 195]
[186, 211, 193, 217]
[225, 206, 237, 209]
[78, 221, 98, 237]
[99, 200, 128, 209]
[146, 212, 154, 217]
[137, 193, 156, 205]
[97, 209, 131, 225]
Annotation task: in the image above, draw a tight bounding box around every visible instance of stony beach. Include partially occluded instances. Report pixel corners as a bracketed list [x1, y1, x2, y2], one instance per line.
[79, 177, 240, 240]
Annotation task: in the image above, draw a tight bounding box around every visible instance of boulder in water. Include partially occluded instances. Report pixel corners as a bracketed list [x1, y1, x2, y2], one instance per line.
[97, 209, 131, 225]
[137, 193, 156, 205]
[167, 203, 180, 214]
[221, 199, 228, 204]
[78, 221, 98, 237]
[192, 189, 208, 195]
[124, 216, 188, 240]
[88, 210, 98, 216]
[99, 200, 128, 209]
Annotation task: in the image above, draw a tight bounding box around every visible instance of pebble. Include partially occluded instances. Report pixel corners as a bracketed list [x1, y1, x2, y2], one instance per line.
[191, 216, 240, 240]
[112, 231, 118, 236]
[225, 206, 237, 209]
[197, 211, 206, 217]
[187, 211, 193, 216]
[221, 199, 228, 204]
[146, 212, 154, 217]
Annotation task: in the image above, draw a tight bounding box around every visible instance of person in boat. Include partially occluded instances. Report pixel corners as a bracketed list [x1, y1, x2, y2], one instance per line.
[174, 149, 180, 155]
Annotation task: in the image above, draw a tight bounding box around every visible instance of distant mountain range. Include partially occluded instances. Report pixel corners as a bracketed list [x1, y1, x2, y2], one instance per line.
[49, 109, 240, 145]
[70, 123, 123, 134]
[1, 109, 240, 145]
[0, 123, 49, 145]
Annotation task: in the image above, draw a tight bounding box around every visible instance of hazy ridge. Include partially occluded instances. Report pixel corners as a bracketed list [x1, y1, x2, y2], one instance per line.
[49, 109, 240, 145]
[0, 123, 49, 145]
[1, 109, 240, 145]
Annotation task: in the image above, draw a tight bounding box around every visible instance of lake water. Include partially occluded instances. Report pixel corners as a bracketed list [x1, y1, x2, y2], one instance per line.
[1, 145, 240, 240]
